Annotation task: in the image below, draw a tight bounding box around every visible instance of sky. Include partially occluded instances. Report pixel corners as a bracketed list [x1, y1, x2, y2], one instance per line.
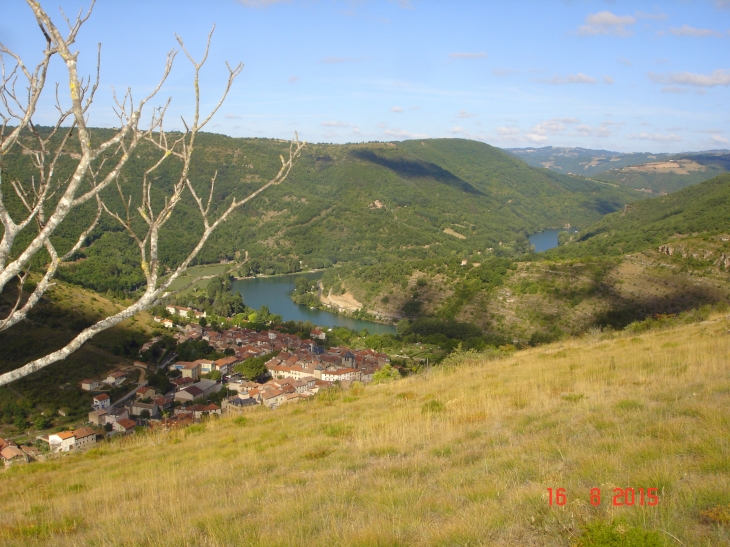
[2, 0, 729, 153]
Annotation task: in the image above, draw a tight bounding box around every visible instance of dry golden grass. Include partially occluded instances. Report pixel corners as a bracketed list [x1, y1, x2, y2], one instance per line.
[2, 316, 730, 546]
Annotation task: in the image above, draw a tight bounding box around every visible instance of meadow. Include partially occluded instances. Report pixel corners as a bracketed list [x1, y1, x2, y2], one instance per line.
[1, 314, 729, 546]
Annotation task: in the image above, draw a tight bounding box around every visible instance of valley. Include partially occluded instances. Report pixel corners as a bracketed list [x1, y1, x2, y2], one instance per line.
[0, 311, 728, 546]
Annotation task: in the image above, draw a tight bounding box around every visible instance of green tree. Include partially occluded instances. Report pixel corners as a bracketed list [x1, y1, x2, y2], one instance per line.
[373, 364, 401, 384]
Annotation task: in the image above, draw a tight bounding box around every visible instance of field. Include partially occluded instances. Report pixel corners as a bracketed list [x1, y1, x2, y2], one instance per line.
[1, 314, 729, 546]
[623, 160, 707, 174]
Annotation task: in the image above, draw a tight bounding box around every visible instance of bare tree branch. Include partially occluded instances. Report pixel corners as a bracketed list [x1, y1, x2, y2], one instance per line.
[0, 1, 305, 386]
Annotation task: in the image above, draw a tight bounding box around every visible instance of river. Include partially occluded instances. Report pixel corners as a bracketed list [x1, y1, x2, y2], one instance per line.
[230, 272, 397, 335]
[528, 228, 576, 252]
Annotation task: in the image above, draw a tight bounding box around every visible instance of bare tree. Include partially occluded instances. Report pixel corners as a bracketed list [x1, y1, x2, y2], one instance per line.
[0, 1, 304, 386]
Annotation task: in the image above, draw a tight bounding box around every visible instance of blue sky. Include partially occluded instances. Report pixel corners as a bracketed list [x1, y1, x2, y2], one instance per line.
[3, 0, 729, 152]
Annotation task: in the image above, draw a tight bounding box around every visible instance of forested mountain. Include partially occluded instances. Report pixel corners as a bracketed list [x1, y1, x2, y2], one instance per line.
[2, 132, 640, 294]
[324, 173, 730, 341]
[549, 172, 730, 259]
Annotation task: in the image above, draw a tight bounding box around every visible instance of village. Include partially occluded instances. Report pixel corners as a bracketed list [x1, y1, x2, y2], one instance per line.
[0, 305, 390, 464]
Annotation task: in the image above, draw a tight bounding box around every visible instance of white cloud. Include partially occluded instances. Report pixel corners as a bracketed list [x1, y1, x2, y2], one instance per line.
[669, 25, 723, 37]
[238, 0, 289, 7]
[661, 86, 690, 94]
[391, 106, 404, 113]
[451, 126, 465, 133]
[448, 52, 488, 59]
[225, 114, 242, 119]
[525, 118, 580, 143]
[603, 75, 615, 84]
[635, 11, 668, 21]
[626, 132, 681, 142]
[456, 110, 476, 118]
[542, 73, 597, 84]
[288, 75, 300, 84]
[322, 121, 348, 127]
[717, 0, 730, 8]
[649, 69, 730, 87]
[384, 128, 428, 139]
[493, 68, 517, 77]
[496, 126, 521, 140]
[578, 11, 636, 37]
[618, 57, 632, 67]
[711, 134, 729, 144]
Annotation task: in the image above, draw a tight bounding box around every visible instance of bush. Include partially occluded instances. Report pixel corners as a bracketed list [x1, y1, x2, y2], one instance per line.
[572, 521, 663, 547]
[422, 400, 445, 414]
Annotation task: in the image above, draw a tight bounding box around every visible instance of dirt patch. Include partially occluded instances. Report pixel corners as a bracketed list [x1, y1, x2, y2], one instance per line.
[443, 228, 466, 240]
[624, 160, 706, 174]
[321, 289, 363, 312]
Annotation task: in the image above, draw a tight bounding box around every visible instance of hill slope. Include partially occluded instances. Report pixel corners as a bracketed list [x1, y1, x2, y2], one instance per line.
[549, 173, 730, 259]
[1, 315, 728, 546]
[3, 133, 640, 292]
[323, 173, 730, 339]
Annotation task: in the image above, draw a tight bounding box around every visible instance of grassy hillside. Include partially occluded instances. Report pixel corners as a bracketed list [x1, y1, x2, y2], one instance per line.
[0, 278, 159, 436]
[550, 173, 730, 259]
[2, 132, 639, 293]
[1, 314, 729, 546]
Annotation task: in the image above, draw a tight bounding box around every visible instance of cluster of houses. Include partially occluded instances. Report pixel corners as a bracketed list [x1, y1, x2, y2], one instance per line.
[80, 369, 129, 391]
[153, 305, 206, 328]
[13, 317, 391, 463]
[1, 438, 43, 466]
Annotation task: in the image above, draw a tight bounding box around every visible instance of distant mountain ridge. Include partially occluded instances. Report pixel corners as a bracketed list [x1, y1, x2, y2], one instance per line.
[506, 145, 730, 195]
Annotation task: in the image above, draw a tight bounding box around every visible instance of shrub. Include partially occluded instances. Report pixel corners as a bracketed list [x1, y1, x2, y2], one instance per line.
[422, 400, 445, 414]
[232, 416, 248, 427]
[572, 521, 663, 547]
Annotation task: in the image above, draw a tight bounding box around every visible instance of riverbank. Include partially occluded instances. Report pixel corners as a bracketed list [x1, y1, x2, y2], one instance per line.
[230, 273, 397, 335]
[315, 283, 398, 326]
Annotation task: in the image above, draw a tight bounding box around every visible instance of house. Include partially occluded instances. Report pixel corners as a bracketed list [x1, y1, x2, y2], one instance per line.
[104, 407, 129, 425]
[130, 402, 159, 418]
[113, 419, 137, 434]
[72, 428, 98, 450]
[103, 370, 126, 387]
[341, 351, 355, 367]
[175, 385, 204, 403]
[153, 396, 173, 411]
[321, 368, 358, 382]
[80, 379, 101, 391]
[261, 389, 286, 409]
[136, 386, 159, 400]
[171, 377, 194, 389]
[1, 445, 28, 465]
[171, 361, 202, 381]
[222, 396, 259, 415]
[214, 356, 239, 374]
[190, 404, 221, 420]
[162, 318, 174, 328]
[310, 328, 326, 340]
[92, 393, 111, 410]
[197, 359, 217, 375]
[48, 431, 76, 452]
[88, 409, 108, 426]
